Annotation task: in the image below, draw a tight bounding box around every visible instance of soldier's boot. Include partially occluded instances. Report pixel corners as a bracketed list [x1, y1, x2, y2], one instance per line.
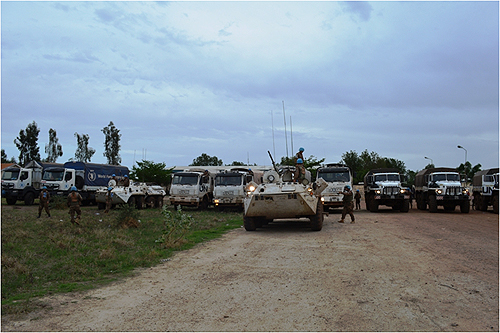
[338, 219, 344, 223]
[350, 219, 355, 224]
[48, 213, 51, 218]
[75, 217, 80, 225]
[37, 214, 41, 218]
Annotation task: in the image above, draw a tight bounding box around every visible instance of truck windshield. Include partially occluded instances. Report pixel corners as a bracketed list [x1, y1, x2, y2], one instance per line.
[172, 175, 199, 185]
[374, 174, 400, 182]
[1, 169, 20, 180]
[216, 176, 242, 186]
[318, 171, 350, 182]
[42, 170, 64, 181]
[432, 174, 459, 182]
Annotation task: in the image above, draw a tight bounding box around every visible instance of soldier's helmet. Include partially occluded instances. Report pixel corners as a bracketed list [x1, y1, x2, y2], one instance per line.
[108, 187, 112, 191]
[297, 158, 303, 164]
[71, 186, 77, 192]
[344, 185, 351, 190]
[299, 147, 305, 152]
[42, 186, 47, 190]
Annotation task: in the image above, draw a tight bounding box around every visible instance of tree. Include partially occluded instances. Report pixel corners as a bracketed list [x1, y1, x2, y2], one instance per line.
[129, 160, 173, 186]
[102, 121, 121, 165]
[1, 149, 16, 163]
[457, 162, 481, 183]
[44, 128, 63, 163]
[190, 153, 223, 166]
[74, 132, 96, 162]
[14, 121, 41, 166]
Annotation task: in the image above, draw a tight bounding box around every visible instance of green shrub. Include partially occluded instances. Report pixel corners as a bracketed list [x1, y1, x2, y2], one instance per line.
[156, 205, 193, 248]
[115, 204, 140, 228]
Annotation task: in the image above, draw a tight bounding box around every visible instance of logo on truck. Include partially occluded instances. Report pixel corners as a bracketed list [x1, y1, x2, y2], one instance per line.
[88, 171, 96, 182]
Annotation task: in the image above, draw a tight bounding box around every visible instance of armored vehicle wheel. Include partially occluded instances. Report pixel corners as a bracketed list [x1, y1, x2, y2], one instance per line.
[135, 196, 144, 210]
[428, 195, 438, 213]
[24, 192, 35, 205]
[145, 196, 155, 208]
[460, 200, 470, 213]
[6, 197, 17, 205]
[493, 195, 499, 214]
[128, 196, 136, 207]
[156, 196, 164, 208]
[244, 216, 257, 231]
[401, 199, 410, 212]
[310, 200, 323, 231]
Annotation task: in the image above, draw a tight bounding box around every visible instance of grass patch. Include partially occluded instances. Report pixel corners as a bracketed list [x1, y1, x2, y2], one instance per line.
[1, 199, 243, 315]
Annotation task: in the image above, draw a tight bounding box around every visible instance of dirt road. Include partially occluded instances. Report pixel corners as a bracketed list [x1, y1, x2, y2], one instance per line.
[2, 207, 498, 332]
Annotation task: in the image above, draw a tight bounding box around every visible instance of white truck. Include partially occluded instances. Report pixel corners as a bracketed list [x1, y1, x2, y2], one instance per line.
[316, 163, 353, 210]
[415, 167, 470, 213]
[213, 167, 264, 210]
[364, 168, 410, 212]
[169, 168, 216, 209]
[95, 182, 165, 210]
[472, 168, 499, 213]
[1, 161, 63, 205]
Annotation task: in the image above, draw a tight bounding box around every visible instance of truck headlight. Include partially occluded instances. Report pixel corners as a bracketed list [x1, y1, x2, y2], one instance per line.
[247, 185, 256, 192]
[321, 197, 325, 202]
[400, 189, 406, 194]
[436, 189, 442, 194]
[375, 190, 381, 194]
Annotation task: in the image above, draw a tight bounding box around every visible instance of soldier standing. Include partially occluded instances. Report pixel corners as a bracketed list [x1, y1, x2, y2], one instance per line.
[105, 187, 113, 213]
[67, 186, 82, 225]
[294, 158, 307, 183]
[38, 186, 51, 218]
[123, 174, 130, 187]
[339, 185, 355, 223]
[354, 189, 362, 210]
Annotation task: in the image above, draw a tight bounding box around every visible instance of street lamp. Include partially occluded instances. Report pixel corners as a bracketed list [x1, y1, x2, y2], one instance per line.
[424, 156, 433, 166]
[457, 145, 467, 165]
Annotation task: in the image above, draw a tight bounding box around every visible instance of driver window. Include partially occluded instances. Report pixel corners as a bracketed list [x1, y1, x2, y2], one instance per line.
[20, 172, 28, 181]
[65, 172, 73, 181]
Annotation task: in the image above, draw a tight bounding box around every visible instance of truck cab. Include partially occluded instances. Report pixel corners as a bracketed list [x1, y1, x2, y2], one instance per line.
[169, 169, 215, 209]
[41, 166, 78, 192]
[213, 168, 262, 210]
[415, 167, 469, 213]
[316, 163, 353, 210]
[364, 168, 410, 212]
[472, 168, 499, 213]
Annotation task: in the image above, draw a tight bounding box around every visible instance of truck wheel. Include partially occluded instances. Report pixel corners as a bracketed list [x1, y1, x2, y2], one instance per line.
[401, 199, 410, 212]
[480, 198, 489, 211]
[6, 197, 17, 205]
[428, 195, 438, 213]
[493, 195, 499, 214]
[24, 192, 35, 205]
[416, 194, 426, 210]
[310, 200, 323, 231]
[368, 198, 378, 212]
[473, 195, 481, 210]
[460, 200, 470, 213]
[244, 216, 257, 231]
[199, 196, 209, 210]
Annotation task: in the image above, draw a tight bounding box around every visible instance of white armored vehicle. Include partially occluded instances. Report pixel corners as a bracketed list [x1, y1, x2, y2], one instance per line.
[95, 182, 165, 210]
[243, 152, 328, 231]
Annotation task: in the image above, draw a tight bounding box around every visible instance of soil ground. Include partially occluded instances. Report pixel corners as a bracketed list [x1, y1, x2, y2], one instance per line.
[2, 204, 498, 332]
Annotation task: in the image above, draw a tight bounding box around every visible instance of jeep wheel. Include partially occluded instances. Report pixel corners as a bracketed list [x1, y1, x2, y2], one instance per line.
[428, 195, 438, 213]
[244, 216, 257, 231]
[460, 200, 470, 213]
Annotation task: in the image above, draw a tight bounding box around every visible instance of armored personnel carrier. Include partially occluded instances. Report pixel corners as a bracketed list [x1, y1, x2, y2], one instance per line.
[95, 182, 165, 210]
[243, 152, 328, 231]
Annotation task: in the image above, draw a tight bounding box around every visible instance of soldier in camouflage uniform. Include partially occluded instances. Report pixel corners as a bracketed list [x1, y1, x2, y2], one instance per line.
[67, 186, 82, 225]
[339, 185, 355, 224]
[294, 158, 307, 184]
[105, 187, 113, 213]
[38, 186, 51, 218]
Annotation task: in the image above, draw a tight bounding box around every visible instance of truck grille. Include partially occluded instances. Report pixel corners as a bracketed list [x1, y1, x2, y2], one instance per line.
[2, 183, 14, 189]
[446, 186, 462, 195]
[382, 187, 401, 195]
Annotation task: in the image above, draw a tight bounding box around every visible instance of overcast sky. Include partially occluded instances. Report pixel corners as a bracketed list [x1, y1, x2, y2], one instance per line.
[1, 1, 498, 172]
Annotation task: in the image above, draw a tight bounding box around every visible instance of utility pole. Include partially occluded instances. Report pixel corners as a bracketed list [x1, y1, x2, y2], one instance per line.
[283, 101, 288, 158]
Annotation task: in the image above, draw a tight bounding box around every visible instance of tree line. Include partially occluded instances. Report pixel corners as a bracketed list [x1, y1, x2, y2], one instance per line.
[2, 121, 482, 187]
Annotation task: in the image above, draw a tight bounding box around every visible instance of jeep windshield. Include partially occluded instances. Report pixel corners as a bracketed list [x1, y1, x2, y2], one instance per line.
[42, 169, 65, 181]
[318, 171, 350, 182]
[172, 174, 199, 185]
[432, 173, 459, 182]
[2, 169, 20, 180]
[374, 174, 400, 182]
[216, 175, 242, 186]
